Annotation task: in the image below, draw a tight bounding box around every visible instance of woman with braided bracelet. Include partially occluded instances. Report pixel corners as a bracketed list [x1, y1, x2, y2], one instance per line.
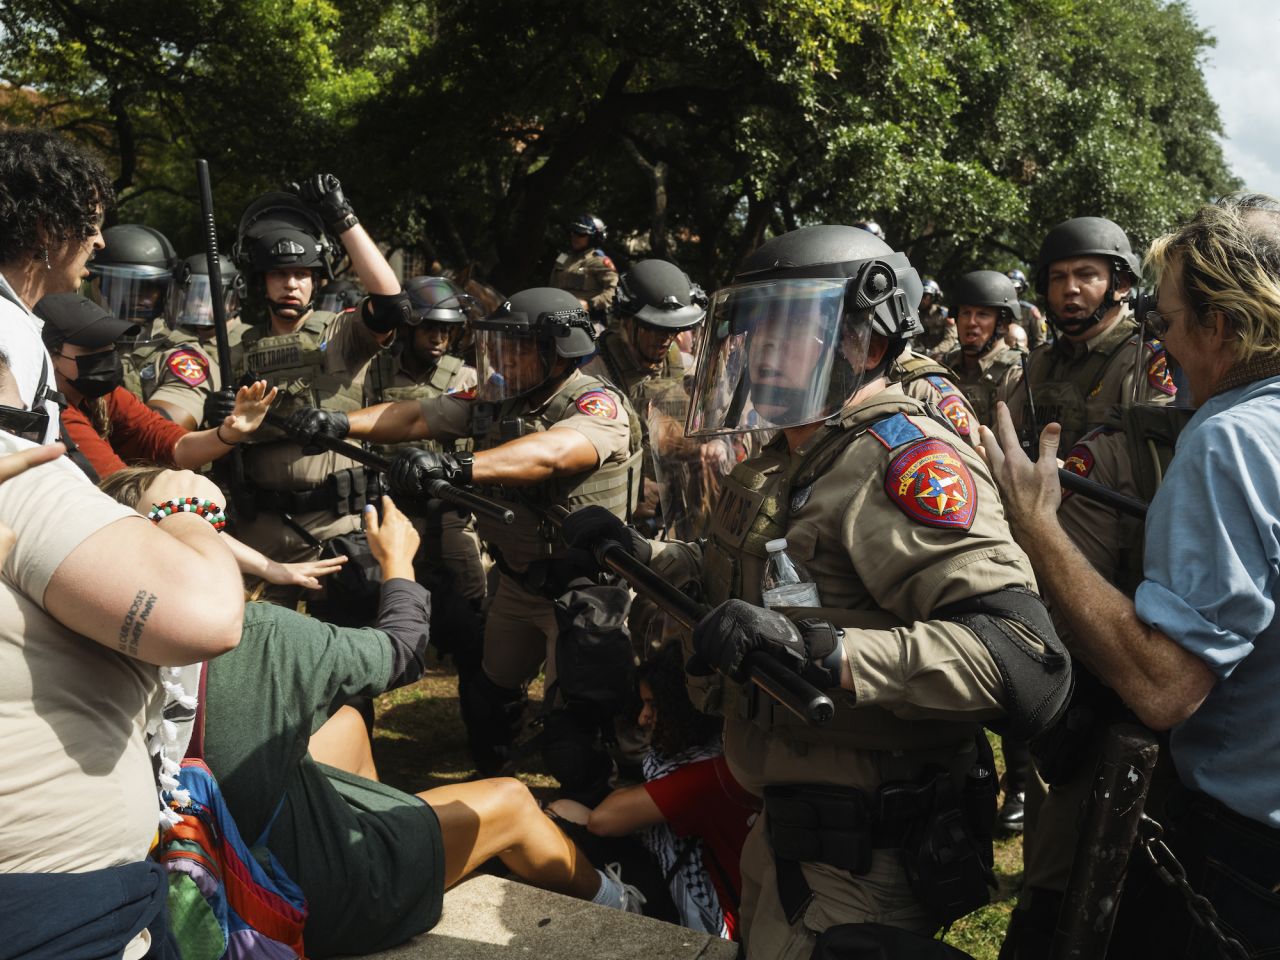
[35, 292, 277, 481]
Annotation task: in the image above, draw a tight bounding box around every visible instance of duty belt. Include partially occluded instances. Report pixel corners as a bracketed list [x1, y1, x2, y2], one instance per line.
[765, 776, 954, 924]
[255, 467, 382, 518]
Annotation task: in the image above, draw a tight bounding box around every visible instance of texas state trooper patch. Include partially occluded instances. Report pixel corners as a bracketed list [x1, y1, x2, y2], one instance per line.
[1147, 343, 1176, 395]
[938, 394, 972, 437]
[1060, 444, 1096, 501]
[575, 390, 618, 419]
[884, 439, 977, 530]
[166, 349, 208, 387]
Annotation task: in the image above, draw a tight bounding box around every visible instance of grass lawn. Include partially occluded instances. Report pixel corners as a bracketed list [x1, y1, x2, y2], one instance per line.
[372, 663, 1020, 960]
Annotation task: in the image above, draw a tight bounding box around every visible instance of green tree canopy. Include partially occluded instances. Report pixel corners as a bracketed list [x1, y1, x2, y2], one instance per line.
[0, 0, 1238, 293]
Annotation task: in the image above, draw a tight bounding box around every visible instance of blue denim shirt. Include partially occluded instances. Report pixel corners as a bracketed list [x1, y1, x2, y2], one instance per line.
[1134, 375, 1280, 827]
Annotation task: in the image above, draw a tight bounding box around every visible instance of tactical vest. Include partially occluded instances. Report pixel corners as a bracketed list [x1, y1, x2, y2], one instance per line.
[366, 351, 471, 457]
[1115, 403, 1193, 592]
[594, 331, 686, 475]
[237, 311, 364, 421]
[700, 400, 980, 753]
[891, 352, 976, 441]
[1020, 317, 1138, 445]
[124, 327, 206, 401]
[946, 348, 1024, 424]
[471, 374, 644, 544]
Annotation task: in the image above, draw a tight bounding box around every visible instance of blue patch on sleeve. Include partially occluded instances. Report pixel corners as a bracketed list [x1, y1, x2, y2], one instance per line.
[867, 413, 926, 450]
[925, 375, 949, 391]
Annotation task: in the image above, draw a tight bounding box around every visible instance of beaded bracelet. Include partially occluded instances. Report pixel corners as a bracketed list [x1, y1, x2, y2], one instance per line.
[147, 497, 228, 532]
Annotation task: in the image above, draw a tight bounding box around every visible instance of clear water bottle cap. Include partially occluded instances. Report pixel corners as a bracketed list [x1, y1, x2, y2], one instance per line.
[765, 538, 788, 553]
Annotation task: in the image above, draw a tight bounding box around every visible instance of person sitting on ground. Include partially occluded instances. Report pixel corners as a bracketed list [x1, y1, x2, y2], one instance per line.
[549, 643, 759, 940]
[102, 469, 647, 958]
[36, 292, 276, 480]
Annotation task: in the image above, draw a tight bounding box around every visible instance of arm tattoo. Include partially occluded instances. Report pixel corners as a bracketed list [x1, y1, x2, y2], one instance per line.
[117, 589, 158, 657]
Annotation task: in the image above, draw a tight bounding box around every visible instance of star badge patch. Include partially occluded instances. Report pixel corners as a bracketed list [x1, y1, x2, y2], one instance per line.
[1060, 444, 1096, 501]
[884, 439, 977, 530]
[166, 349, 208, 387]
[575, 390, 618, 419]
[1147, 343, 1176, 396]
[938, 394, 972, 437]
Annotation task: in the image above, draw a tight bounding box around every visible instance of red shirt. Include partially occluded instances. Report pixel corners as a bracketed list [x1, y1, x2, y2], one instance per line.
[643, 756, 759, 939]
[60, 387, 188, 478]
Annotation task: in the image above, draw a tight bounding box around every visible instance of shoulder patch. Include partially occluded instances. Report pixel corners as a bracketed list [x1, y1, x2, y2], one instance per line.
[938, 394, 972, 437]
[1146, 342, 1176, 396]
[867, 413, 926, 450]
[1060, 444, 1096, 501]
[450, 387, 476, 400]
[598, 254, 616, 271]
[924, 375, 950, 391]
[884, 439, 977, 530]
[575, 390, 618, 419]
[165, 349, 208, 387]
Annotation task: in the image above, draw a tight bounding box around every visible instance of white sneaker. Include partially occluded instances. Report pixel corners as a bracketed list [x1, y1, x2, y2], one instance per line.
[603, 861, 647, 915]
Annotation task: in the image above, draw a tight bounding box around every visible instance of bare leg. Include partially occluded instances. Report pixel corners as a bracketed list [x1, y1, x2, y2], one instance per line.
[309, 705, 379, 781]
[418, 777, 600, 899]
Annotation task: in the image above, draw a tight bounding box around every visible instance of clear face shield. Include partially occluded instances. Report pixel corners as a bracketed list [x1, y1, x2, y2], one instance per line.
[473, 327, 553, 402]
[87, 264, 172, 332]
[684, 279, 874, 437]
[166, 273, 241, 330]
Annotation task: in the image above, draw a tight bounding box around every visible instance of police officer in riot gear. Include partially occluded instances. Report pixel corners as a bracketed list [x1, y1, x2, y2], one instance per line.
[943, 270, 1026, 427]
[285, 287, 642, 794]
[1005, 267, 1046, 349]
[1003, 216, 1175, 451]
[549, 213, 619, 324]
[363, 275, 486, 674]
[226, 174, 406, 608]
[581, 258, 708, 532]
[86, 224, 177, 344]
[564, 224, 1071, 957]
[915, 277, 957, 360]
[122, 253, 248, 428]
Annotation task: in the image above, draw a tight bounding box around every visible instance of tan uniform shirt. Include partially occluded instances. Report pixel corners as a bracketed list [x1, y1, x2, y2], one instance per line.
[652, 384, 1058, 954]
[892, 348, 981, 447]
[944, 343, 1025, 429]
[1001, 310, 1175, 451]
[548, 248, 619, 313]
[418, 369, 633, 568]
[234, 308, 386, 558]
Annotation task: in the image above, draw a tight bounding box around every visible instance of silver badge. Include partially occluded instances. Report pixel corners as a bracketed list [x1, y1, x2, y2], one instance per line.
[791, 484, 813, 513]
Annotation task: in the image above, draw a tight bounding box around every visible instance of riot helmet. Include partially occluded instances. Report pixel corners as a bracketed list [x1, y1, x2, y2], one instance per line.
[1005, 268, 1029, 296]
[951, 270, 1022, 356]
[86, 224, 176, 330]
[317, 279, 362, 313]
[614, 259, 706, 369]
[686, 224, 923, 437]
[404, 276, 472, 325]
[570, 213, 607, 244]
[920, 277, 943, 309]
[472, 287, 596, 401]
[1035, 216, 1140, 336]
[232, 191, 333, 319]
[166, 253, 245, 330]
[853, 220, 884, 240]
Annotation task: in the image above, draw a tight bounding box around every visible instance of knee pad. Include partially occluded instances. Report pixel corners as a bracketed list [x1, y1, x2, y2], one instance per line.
[542, 708, 612, 803]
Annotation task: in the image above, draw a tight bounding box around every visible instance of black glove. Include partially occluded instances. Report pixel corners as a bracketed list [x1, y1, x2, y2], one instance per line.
[388, 448, 469, 500]
[560, 505, 652, 565]
[691, 599, 844, 688]
[202, 387, 237, 430]
[283, 407, 349, 454]
[290, 173, 358, 233]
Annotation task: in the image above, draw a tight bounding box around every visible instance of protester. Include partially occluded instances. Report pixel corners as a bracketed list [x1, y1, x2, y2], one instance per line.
[980, 195, 1280, 957]
[36, 292, 276, 479]
[0, 128, 113, 441]
[104, 473, 647, 957]
[549, 644, 758, 940]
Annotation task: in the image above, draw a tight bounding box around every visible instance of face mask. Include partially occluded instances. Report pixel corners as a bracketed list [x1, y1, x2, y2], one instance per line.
[69, 349, 123, 399]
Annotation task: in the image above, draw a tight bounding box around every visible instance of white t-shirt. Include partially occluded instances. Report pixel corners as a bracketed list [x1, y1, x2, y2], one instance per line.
[0, 272, 63, 443]
[0, 430, 157, 872]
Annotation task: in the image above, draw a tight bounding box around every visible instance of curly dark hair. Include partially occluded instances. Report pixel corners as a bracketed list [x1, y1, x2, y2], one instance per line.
[0, 129, 114, 264]
[636, 641, 722, 758]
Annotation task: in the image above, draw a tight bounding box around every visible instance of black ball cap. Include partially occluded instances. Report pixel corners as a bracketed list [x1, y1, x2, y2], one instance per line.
[35, 293, 141, 349]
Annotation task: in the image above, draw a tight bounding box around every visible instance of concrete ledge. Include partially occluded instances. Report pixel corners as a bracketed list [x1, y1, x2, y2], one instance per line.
[363, 873, 737, 959]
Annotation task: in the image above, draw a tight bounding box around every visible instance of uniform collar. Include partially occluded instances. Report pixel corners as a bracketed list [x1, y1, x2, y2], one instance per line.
[1054, 307, 1135, 360]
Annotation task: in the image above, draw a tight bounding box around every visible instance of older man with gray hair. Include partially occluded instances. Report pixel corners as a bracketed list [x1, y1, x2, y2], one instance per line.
[982, 195, 1280, 957]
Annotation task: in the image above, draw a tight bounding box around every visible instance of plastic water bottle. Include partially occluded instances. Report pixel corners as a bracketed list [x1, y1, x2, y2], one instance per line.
[761, 537, 821, 609]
